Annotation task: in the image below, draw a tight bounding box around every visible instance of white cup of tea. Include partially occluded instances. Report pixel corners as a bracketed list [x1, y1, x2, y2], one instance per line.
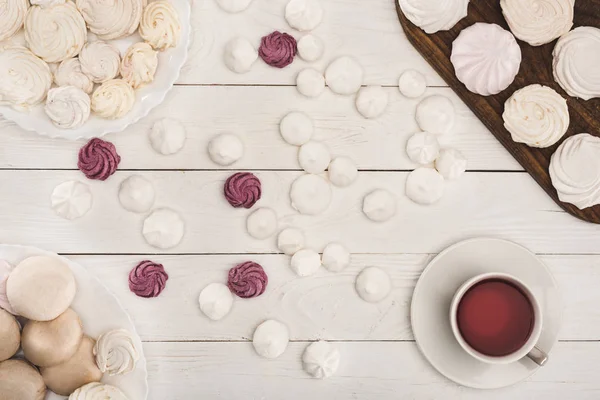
[449, 272, 548, 366]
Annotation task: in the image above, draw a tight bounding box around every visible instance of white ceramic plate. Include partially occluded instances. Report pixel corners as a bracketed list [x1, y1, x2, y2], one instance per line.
[0, 0, 191, 140]
[411, 237, 562, 389]
[0, 244, 148, 400]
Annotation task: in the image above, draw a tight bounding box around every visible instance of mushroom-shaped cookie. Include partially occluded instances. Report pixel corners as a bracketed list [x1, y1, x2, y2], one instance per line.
[0, 308, 20, 361]
[0, 359, 47, 400]
[41, 336, 102, 396]
[22, 308, 83, 367]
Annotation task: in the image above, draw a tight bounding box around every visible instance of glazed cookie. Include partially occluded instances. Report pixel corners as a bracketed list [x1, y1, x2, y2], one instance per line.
[140, 1, 181, 51]
[76, 0, 146, 40]
[0, 359, 47, 400]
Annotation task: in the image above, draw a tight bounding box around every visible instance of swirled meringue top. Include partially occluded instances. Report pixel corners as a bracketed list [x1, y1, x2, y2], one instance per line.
[398, 0, 469, 34]
[139, 1, 181, 51]
[93, 329, 139, 376]
[54, 58, 94, 94]
[553, 26, 600, 101]
[128, 260, 169, 298]
[31, 0, 65, 7]
[224, 172, 262, 208]
[0, 46, 52, 110]
[24, 2, 87, 63]
[68, 382, 129, 400]
[550, 133, 600, 210]
[79, 40, 121, 84]
[45, 86, 91, 129]
[76, 0, 146, 40]
[91, 79, 135, 119]
[503, 84, 569, 148]
[501, 0, 574, 46]
[120, 42, 158, 89]
[228, 261, 268, 298]
[0, 0, 28, 42]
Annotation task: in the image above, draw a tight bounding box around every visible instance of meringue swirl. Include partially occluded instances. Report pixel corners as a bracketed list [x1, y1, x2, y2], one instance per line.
[24, 2, 87, 63]
[79, 40, 121, 84]
[501, 0, 574, 46]
[93, 329, 139, 376]
[76, 0, 146, 40]
[0, 0, 28, 42]
[398, 0, 469, 34]
[31, 0, 65, 7]
[128, 260, 169, 298]
[224, 172, 262, 208]
[68, 382, 129, 400]
[228, 261, 268, 299]
[258, 31, 297, 68]
[139, 1, 181, 51]
[91, 79, 135, 119]
[78, 137, 121, 180]
[550, 133, 600, 210]
[553, 26, 600, 101]
[54, 58, 94, 94]
[0, 46, 52, 109]
[120, 42, 158, 89]
[45, 86, 91, 129]
[503, 84, 569, 148]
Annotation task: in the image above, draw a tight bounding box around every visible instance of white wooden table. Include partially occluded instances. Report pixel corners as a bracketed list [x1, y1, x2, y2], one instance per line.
[2, 0, 600, 398]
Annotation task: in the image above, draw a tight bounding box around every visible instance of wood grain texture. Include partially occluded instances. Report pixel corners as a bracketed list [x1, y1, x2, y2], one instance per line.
[396, 0, 600, 223]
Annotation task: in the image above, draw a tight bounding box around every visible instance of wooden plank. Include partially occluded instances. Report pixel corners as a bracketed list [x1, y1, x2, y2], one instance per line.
[73, 254, 600, 341]
[396, 1, 600, 223]
[0, 86, 520, 171]
[144, 341, 600, 399]
[0, 170, 599, 254]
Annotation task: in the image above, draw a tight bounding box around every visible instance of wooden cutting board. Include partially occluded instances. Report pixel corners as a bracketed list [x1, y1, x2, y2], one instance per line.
[395, 0, 600, 224]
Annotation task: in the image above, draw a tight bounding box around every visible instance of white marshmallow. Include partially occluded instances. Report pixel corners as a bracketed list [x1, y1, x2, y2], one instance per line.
[298, 141, 331, 174]
[290, 174, 332, 215]
[277, 228, 305, 255]
[208, 133, 244, 166]
[321, 243, 350, 272]
[199, 283, 234, 321]
[415, 95, 455, 135]
[362, 189, 396, 222]
[297, 68, 325, 98]
[297, 34, 324, 62]
[253, 320, 289, 359]
[246, 208, 278, 239]
[355, 267, 391, 303]
[302, 341, 340, 379]
[285, 0, 323, 31]
[215, 0, 253, 13]
[328, 157, 358, 187]
[398, 69, 427, 98]
[118, 175, 155, 213]
[223, 37, 258, 73]
[142, 208, 185, 249]
[290, 249, 321, 277]
[355, 86, 388, 119]
[405, 167, 445, 205]
[280, 111, 314, 146]
[406, 132, 440, 165]
[149, 118, 186, 155]
[435, 148, 467, 180]
[51, 181, 93, 220]
[325, 56, 364, 95]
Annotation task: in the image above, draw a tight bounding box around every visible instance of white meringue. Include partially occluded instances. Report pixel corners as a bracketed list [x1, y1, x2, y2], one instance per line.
[277, 228, 305, 255]
[118, 175, 155, 213]
[45, 86, 91, 129]
[54, 58, 94, 95]
[140, 1, 181, 51]
[24, 3, 87, 63]
[451, 23, 522, 96]
[415, 95, 455, 135]
[142, 208, 185, 249]
[246, 207, 278, 240]
[328, 157, 358, 187]
[325, 56, 364, 96]
[321, 243, 350, 273]
[0, 0, 27, 42]
[68, 382, 129, 400]
[362, 189, 396, 222]
[285, 0, 323, 31]
[215, 0, 253, 13]
[76, 0, 145, 40]
[149, 118, 187, 155]
[297, 34, 324, 62]
[549, 133, 600, 210]
[355, 267, 391, 303]
[503, 84, 569, 148]
[280, 111, 314, 146]
[406, 167, 445, 205]
[223, 37, 258, 74]
[51, 181, 93, 220]
[398, 0, 469, 34]
[252, 320, 289, 359]
[302, 341, 340, 379]
[79, 41, 121, 84]
[30, 0, 65, 7]
[552, 27, 600, 101]
[435, 148, 467, 180]
[0, 261, 16, 315]
[406, 132, 440, 165]
[198, 283, 233, 321]
[297, 68, 325, 98]
[398, 69, 427, 98]
[501, 0, 574, 47]
[355, 86, 389, 119]
[298, 141, 331, 174]
[0, 46, 52, 110]
[290, 248, 321, 277]
[93, 329, 139, 376]
[208, 133, 244, 166]
[120, 42, 158, 89]
[290, 174, 332, 215]
[91, 79, 135, 119]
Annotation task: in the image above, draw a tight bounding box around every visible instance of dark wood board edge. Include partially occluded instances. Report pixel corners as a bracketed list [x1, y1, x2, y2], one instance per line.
[394, 0, 600, 224]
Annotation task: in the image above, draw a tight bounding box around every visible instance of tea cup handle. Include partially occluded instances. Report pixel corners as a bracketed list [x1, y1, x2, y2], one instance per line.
[527, 346, 548, 366]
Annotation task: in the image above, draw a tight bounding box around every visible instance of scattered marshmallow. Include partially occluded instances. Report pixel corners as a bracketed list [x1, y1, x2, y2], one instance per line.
[253, 320, 289, 359]
[290, 248, 321, 277]
[224, 37, 258, 73]
[297, 68, 325, 98]
[406, 132, 440, 165]
[280, 111, 314, 146]
[325, 56, 364, 95]
[149, 118, 187, 155]
[142, 208, 185, 249]
[215, 0, 253, 13]
[328, 157, 358, 187]
[362, 189, 396, 222]
[435, 148, 467, 180]
[118, 175, 155, 213]
[290, 174, 332, 215]
[355, 86, 388, 119]
[405, 167, 445, 205]
[246, 207, 278, 239]
[415, 95, 456, 135]
[398, 70, 427, 98]
[277, 228, 306, 255]
[285, 0, 323, 31]
[298, 141, 331, 174]
[208, 133, 244, 166]
[51, 181, 93, 220]
[355, 267, 391, 303]
[199, 283, 234, 321]
[302, 341, 340, 379]
[321, 243, 350, 272]
[297, 34, 324, 61]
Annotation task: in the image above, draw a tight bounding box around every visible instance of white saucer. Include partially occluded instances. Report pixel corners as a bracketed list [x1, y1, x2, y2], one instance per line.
[411, 238, 562, 389]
